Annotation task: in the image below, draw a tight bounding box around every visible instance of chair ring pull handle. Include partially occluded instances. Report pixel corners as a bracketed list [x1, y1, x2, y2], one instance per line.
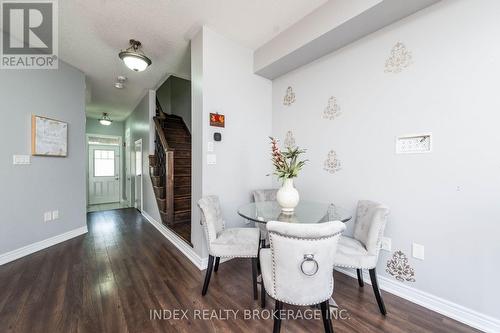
[300, 254, 319, 276]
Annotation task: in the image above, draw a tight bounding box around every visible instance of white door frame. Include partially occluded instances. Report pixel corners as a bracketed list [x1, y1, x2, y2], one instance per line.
[134, 138, 143, 213]
[86, 134, 123, 206]
[125, 128, 132, 207]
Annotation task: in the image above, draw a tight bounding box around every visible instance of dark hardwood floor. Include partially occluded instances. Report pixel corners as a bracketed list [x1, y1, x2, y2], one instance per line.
[0, 208, 479, 333]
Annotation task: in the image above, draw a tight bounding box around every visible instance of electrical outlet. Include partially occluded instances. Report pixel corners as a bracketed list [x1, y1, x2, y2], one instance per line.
[412, 243, 425, 260]
[44, 212, 52, 222]
[52, 210, 59, 220]
[380, 237, 392, 251]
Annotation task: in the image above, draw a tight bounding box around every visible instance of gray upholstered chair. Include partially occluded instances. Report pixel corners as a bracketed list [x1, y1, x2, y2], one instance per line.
[333, 200, 390, 315]
[260, 220, 345, 333]
[251, 189, 278, 247]
[198, 195, 261, 298]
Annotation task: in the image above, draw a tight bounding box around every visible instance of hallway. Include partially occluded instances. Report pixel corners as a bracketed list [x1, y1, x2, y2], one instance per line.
[0, 208, 477, 333]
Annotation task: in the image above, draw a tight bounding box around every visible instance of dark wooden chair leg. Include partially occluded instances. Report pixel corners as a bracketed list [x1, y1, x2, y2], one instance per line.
[201, 255, 214, 296]
[214, 257, 220, 272]
[273, 300, 283, 333]
[369, 268, 387, 315]
[251, 258, 258, 300]
[356, 268, 364, 287]
[260, 278, 266, 308]
[320, 300, 334, 333]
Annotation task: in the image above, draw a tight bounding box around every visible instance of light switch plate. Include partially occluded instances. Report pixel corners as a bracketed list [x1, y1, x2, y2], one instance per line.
[207, 154, 217, 165]
[207, 142, 214, 152]
[412, 243, 425, 260]
[44, 212, 52, 222]
[380, 237, 392, 251]
[13, 155, 30, 165]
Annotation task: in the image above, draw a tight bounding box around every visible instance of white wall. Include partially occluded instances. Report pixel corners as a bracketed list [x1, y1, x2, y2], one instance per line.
[157, 76, 192, 132]
[0, 61, 87, 257]
[191, 26, 273, 256]
[191, 30, 205, 257]
[272, 0, 500, 322]
[125, 90, 159, 221]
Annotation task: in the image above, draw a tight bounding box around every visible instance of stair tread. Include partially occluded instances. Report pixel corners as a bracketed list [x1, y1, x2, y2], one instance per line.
[174, 209, 191, 214]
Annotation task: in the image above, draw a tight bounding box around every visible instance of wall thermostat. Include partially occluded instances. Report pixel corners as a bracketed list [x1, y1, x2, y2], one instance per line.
[214, 132, 222, 141]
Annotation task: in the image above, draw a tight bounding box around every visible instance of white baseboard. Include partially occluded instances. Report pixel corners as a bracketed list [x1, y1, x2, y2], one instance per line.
[142, 211, 232, 271]
[142, 211, 206, 270]
[335, 267, 500, 333]
[0, 226, 88, 266]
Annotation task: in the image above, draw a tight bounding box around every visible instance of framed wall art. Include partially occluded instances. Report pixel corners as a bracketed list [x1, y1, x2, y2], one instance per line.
[31, 115, 68, 157]
[210, 113, 225, 128]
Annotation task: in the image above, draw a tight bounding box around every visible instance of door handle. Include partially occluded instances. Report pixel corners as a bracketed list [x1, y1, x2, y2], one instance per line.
[115, 177, 119, 180]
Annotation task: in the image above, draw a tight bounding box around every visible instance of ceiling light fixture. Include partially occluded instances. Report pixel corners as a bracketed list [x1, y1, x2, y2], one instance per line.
[99, 113, 113, 126]
[118, 39, 152, 72]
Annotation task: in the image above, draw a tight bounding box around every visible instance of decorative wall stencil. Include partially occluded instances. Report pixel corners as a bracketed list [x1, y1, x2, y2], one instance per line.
[284, 131, 296, 149]
[283, 86, 296, 106]
[323, 150, 342, 174]
[323, 96, 341, 120]
[386, 250, 416, 282]
[384, 42, 413, 73]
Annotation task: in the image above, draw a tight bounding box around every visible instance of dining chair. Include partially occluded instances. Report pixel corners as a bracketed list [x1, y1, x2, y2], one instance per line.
[260, 220, 346, 333]
[198, 195, 261, 299]
[333, 200, 390, 315]
[251, 189, 278, 247]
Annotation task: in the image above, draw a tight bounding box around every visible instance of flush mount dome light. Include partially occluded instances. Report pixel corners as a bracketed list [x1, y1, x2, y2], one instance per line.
[99, 113, 112, 126]
[119, 39, 152, 72]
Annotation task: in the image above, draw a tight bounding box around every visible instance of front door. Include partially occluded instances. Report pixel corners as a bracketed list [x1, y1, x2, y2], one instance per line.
[88, 145, 120, 205]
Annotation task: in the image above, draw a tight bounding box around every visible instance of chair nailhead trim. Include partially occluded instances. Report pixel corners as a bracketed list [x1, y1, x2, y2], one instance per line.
[266, 230, 341, 306]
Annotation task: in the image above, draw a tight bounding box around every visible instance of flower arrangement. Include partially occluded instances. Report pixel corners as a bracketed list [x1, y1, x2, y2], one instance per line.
[269, 137, 307, 181]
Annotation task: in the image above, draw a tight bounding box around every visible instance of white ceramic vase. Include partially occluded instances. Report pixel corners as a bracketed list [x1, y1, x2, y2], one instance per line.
[276, 178, 299, 214]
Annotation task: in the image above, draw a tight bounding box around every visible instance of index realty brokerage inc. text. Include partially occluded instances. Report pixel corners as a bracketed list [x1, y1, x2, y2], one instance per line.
[150, 308, 350, 321]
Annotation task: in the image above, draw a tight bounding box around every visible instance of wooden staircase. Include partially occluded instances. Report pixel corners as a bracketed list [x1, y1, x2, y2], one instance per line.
[149, 99, 191, 239]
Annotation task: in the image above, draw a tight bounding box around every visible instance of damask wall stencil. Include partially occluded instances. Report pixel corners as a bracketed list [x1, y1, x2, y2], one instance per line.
[386, 250, 416, 282]
[323, 150, 342, 174]
[323, 96, 341, 120]
[283, 86, 296, 106]
[284, 130, 296, 149]
[384, 42, 413, 73]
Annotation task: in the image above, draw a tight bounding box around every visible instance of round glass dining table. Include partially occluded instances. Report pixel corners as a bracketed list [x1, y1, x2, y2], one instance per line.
[238, 200, 352, 224]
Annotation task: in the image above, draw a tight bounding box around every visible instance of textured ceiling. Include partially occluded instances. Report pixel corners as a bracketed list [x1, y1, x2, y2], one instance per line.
[58, 0, 327, 120]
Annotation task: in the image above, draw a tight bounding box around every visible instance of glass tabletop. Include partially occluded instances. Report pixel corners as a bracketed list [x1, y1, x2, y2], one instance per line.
[238, 200, 352, 224]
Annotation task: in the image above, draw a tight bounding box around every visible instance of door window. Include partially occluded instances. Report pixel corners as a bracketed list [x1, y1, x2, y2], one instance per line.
[94, 149, 115, 177]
